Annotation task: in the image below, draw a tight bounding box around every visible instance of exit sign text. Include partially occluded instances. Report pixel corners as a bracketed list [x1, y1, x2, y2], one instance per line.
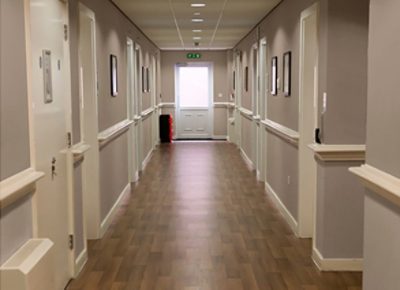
[186, 53, 201, 59]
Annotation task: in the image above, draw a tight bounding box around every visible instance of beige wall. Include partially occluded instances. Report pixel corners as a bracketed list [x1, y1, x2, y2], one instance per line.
[214, 108, 228, 137]
[315, 161, 365, 258]
[366, 0, 400, 178]
[0, 0, 34, 265]
[363, 1, 400, 289]
[240, 115, 253, 161]
[266, 131, 299, 219]
[142, 115, 153, 160]
[0, 0, 31, 180]
[319, 0, 369, 144]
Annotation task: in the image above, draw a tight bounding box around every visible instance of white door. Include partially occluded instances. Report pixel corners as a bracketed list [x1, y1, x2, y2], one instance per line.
[176, 63, 213, 139]
[29, 0, 72, 288]
[298, 3, 319, 238]
[78, 4, 101, 239]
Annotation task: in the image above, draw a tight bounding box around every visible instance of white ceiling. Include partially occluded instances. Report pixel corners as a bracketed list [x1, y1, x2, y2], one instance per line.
[112, 0, 282, 50]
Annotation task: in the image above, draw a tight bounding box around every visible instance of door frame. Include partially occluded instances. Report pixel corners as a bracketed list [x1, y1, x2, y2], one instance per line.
[126, 37, 138, 183]
[78, 3, 101, 239]
[174, 62, 214, 139]
[298, 2, 319, 239]
[259, 37, 268, 182]
[134, 43, 143, 171]
[250, 43, 262, 180]
[234, 51, 242, 147]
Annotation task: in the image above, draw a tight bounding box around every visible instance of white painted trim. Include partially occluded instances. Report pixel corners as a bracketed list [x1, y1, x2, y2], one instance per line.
[71, 143, 91, 164]
[100, 183, 131, 237]
[158, 102, 175, 108]
[239, 107, 253, 119]
[240, 148, 255, 170]
[228, 117, 235, 125]
[0, 239, 54, 289]
[350, 164, 400, 208]
[212, 135, 227, 140]
[74, 248, 88, 278]
[312, 247, 363, 272]
[98, 119, 133, 146]
[309, 144, 366, 162]
[253, 115, 261, 121]
[0, 168, 45, 209]
[141, 107, 155, 119]
[261, 119, 299, 146]
[141, 149, 153, 172]
[213, 102, 231, 108]
[265, 182, 299, 236]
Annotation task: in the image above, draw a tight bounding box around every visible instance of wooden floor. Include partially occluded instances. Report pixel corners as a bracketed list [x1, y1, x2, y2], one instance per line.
[68, 141, 362, 290]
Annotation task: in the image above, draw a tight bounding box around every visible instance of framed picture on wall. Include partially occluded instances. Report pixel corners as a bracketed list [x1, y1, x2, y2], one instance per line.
[146, 67, 150, 93]
[283, 51, 291, 96]
[142, 66, 146, 93]
[271, 56, 278, 96]
[245, 66, 249, 92]
[233, 71, 235, 90]
[110, 54, 118, 97]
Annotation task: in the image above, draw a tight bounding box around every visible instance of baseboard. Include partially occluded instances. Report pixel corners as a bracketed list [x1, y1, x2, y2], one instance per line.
[240, 148, 255, 170]
[74, 248, 88, 278]
[212, 135, 228, 140]
[312, 247, 363, 272]
[265, 182, 299, 236]
[100, 183, 131, 237]
[141, 149, 153, 172]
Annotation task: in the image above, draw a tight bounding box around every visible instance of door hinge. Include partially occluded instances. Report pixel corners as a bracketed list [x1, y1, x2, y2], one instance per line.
[67, 132, 72, 148]
[64, 24, 68, 41]
[68, 234, 74, 250]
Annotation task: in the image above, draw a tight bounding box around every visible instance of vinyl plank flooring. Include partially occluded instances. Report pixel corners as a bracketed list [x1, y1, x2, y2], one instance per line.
[68, 142, 362, 290]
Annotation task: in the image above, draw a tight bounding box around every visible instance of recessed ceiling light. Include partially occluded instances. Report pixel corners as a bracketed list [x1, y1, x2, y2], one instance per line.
[192, 29, 202, 33]
[194, 12, 201, 16]
[192, 18, 204, 22]
[193, 36, 202, 40]
[191, 3, 206, 8]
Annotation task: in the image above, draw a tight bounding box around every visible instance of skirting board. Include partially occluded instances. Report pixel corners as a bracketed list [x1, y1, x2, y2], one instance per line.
[100, 183, 131, 237]
[240, 148, 255, 171]
[212, 135, 228, 140]
[265, 182, 299, 236]
[312, 247, 363, 272]
[141, 150, 153, 172]
[74, 249, 88, 278]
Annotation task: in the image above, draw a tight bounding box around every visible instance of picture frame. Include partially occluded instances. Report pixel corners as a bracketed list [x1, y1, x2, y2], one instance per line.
[245, 66, 249, 92]
[283, 51, 291, 96]
[271, 56, 278, 96]
[146, 67, 150, 93]
[142, 66, 146, 93]
[110, 54, 118, 97]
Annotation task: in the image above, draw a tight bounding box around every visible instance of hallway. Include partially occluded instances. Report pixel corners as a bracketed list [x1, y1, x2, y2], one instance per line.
[68, 142, 361, 290]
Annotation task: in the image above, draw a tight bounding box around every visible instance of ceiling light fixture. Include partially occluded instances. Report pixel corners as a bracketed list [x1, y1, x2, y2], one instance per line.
[193, 12, 201, 16]
[191, 3, 206, 8]
[191, 18, 204, 22]
[192, 29, 202, 33]
[193, 36, 202, 40]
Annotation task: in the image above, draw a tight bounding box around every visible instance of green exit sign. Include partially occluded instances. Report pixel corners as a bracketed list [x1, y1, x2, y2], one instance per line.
[187, 53, 201, 59]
